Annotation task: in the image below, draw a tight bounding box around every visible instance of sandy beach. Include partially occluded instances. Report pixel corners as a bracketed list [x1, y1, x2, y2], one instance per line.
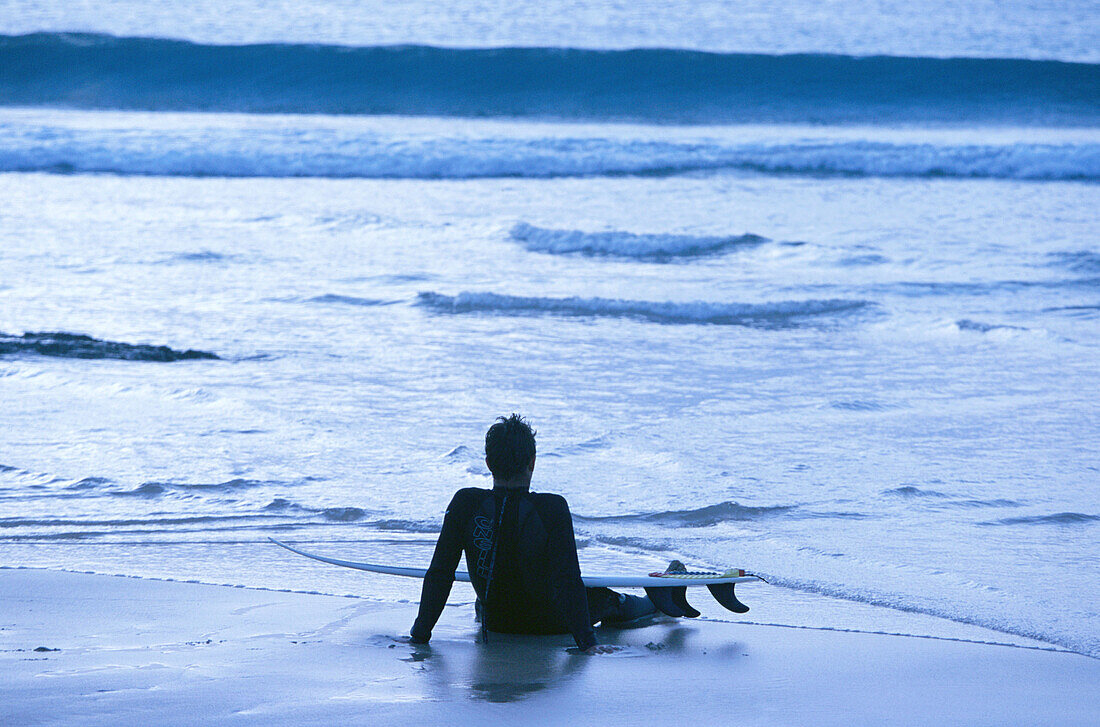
[3, 567, 1096, 726]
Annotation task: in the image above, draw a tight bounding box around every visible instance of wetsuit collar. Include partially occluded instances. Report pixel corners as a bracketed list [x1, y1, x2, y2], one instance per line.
[492, 483, 530, 492]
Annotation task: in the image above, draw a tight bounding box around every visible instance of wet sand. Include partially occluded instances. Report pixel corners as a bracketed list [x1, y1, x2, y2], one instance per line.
[3, 568, 1096, 726]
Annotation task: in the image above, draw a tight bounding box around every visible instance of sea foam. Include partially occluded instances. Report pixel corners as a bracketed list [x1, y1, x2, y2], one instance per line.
[3, 115, 1098, 181]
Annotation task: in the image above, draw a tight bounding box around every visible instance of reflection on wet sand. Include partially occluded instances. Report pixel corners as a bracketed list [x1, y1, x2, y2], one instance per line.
[401, 618, 748, 703]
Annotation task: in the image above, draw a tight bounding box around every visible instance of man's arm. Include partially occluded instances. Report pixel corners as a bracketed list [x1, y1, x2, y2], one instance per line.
[544, 496, 597, 651]
[410, 492, 466, 643]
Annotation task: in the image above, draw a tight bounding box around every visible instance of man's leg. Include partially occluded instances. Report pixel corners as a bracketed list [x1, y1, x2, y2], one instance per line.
[586, 587, 656, 626]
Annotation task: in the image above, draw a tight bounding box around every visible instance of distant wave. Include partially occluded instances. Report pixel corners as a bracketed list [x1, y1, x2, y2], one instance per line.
[829, 400, 889, 411]
[369, 518, 443, 533]
[417, 292, 872, 328]
[303, 294, 400, 307]
[955, 319, 1029, 333]
[874, 277, 1100, 297]
[881, 486, 1022, 509]
[943, 498, 1022, 509]
[65, 477, 112, 490]
[0, 514, 282, 529]
[261, 499, 371, 523]
[1044, 304, 1100, 317]
[576, 501, 797, 527]
[3, 117, 1099, 181]
[883, 486, 949, 498]
[2, 34, 1098, 125]
[161, 251, 237, 264]
[1047, 251, 1100, 274]
[575, 500, 872, 527]
[442, 445, 479, 461]
[0, 331, 218, 362]
[837, 254, 889, 266]
[319, 507, 367, 522]
[262, 499, 440, 530]
[510, 223, 767, 259]
[983, 512, 1100, 526]
[110, 478, 271, 497]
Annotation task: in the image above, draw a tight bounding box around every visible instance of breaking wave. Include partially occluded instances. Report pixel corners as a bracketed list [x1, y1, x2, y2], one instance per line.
[417, 292, 872, 328]
[3, 34, 1097, 126]
[509, 223, 768, 258]
[3, 116, 1098, 181]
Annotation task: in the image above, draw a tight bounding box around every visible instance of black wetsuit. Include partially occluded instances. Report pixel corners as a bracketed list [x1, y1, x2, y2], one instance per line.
[410, 486, 599, 651]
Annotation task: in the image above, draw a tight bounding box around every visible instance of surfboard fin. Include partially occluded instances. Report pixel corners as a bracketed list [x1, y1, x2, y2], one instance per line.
[644, 587, 700, 618]
[644, 587, 687, 617]
[669, 587, 701, 618]
[707, 583, 749, 613]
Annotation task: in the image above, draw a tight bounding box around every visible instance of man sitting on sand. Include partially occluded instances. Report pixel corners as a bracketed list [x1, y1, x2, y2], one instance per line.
[410, 414, 654, 653]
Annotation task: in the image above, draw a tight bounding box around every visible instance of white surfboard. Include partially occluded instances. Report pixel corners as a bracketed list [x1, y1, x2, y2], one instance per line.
[269, 538, 761, 614]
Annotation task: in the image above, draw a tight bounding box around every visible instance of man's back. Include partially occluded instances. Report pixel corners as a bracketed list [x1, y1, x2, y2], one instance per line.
[411, 486, 595, 649]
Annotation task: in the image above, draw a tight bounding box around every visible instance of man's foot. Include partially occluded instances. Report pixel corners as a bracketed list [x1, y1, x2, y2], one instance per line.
[600, 592, 658, 627]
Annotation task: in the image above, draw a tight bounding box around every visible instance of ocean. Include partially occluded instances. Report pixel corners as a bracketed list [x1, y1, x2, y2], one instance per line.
[1, 0, 1098, 659]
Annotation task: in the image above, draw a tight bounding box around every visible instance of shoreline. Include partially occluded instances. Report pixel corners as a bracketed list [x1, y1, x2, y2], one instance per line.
[5, 565, 1076, 658]
[4, 568, 1097, 726]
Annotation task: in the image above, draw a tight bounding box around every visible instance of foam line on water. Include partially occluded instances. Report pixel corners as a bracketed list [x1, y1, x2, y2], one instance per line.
[3, 115, 1099, 180]
[760, 572, 1100, 658]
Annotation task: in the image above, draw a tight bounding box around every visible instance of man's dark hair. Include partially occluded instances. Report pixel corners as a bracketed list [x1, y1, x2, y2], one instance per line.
[485, 414, 537, 481]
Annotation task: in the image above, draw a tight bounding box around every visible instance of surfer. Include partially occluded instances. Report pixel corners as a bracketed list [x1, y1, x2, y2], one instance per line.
[410, 414, 655, 653]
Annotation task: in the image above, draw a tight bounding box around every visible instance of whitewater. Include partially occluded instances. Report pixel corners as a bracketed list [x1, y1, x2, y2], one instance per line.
[1, 0, 1098, 662]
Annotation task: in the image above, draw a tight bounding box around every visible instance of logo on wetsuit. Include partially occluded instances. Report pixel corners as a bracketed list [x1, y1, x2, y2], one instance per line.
[472, 515, 494, 578]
